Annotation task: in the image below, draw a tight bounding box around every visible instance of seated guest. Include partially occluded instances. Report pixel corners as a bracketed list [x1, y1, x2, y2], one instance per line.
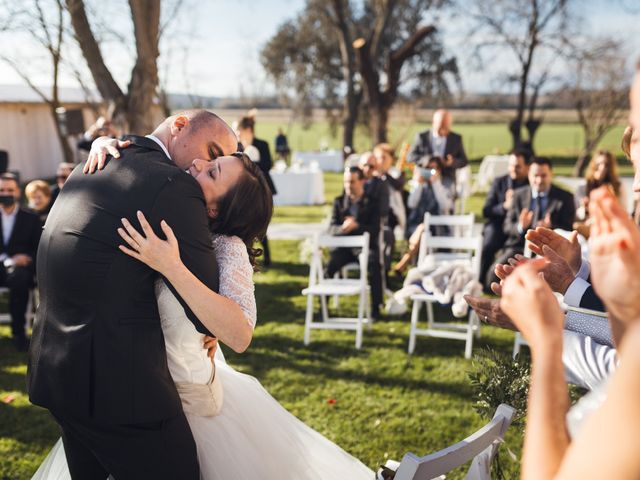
[408, 109, 468, 181]
[326, 167, 383, 318]
[393, 156, 455, 274]
[373, 143, 406, 276]
[0, 174, 43, 351]
[479, 150, 530, 291]
[573, 150, 625, 238]
[25, 180, 52, 223]
[48, 162, 74, 208]
[487, 156, 575, 287]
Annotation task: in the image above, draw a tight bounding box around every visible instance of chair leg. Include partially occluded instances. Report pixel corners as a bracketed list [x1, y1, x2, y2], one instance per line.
[408, 300, 420, 354]
[304, 295, 314, 345]
[426, 301, 435, 329]
[355, 291, 365, 349]
[465, 315, 474, 360]
[332, 272, 340, 309]
[320, 295, 330, 323]
[512, 333, 522, 358]
[365, 288, 372, 329]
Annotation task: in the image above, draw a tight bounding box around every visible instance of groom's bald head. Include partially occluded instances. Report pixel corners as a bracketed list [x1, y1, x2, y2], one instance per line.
[153, 109, 238, 169]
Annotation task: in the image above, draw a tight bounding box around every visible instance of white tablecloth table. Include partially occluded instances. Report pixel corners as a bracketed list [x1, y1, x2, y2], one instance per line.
[271, 170, 325, 206]
[475, 155, 510, 192]
[293, 151, 344, 172]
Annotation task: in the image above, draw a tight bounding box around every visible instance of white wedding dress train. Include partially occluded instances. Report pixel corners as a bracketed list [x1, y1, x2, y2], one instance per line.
[32, 235, 373, 480]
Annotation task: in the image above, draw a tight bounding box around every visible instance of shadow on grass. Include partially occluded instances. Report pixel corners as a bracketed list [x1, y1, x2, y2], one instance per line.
[227, 332, 474, 401]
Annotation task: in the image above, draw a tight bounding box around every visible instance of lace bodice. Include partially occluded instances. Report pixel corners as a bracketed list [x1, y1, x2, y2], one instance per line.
[211, 234, 256, 328]
[156, 234, 256, 385]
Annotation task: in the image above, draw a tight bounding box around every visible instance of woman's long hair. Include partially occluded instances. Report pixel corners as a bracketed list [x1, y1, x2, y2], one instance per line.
[585, 150, 621, 197]
[208, 153, 273, 268]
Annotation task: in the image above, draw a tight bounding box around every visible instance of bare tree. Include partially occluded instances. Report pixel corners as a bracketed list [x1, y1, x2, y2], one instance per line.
[567, 40, 628, 177]
[66, 0, 160, 134]
[469, 0, 572, 151]
[353, 0, 457, 144]
[262, 0, 358, 154]
[263, 0, 456, 149]
[0, 0, 75, 163]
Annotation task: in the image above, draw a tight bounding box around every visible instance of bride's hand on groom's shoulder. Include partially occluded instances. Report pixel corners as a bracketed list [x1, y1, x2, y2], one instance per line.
[84, 136, 131, 174]
[117, 210, 182, 276]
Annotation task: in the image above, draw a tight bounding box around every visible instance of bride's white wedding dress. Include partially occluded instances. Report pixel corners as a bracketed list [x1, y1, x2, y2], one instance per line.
[32, 235, 374, 480]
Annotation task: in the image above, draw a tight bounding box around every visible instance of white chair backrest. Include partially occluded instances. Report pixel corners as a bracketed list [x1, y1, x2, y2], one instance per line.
[393, 404, 515, 480]
[421, 235, 482, 277]
[308, 233, 370, 286]
[418, 213, 476, 265]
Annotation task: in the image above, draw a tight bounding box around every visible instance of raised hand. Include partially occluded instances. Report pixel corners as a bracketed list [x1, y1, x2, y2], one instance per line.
[589, 187, 640, 325]
[526, 227, 581, 274]
[117, 211, 182, 276]
[463, 295, 517, 331]
[500, 258, 565, 349]
[490, 255, 528, 296]
[83, 136, 131, 174]
[519, 208, 534, 230]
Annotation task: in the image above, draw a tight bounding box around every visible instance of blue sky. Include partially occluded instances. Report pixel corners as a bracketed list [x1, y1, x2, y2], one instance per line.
[1, 0, 639, 99]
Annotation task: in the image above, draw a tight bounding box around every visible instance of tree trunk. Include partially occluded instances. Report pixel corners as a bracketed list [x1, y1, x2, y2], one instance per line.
[573, 138, 598, 177]
[50, 106, 75, 164]
[573, 150, 590, 178]
[66, 0, 127, 124]
[369, 101, 389, 145]
[342, 89, 360, 157]
[127, 0, 160, 134]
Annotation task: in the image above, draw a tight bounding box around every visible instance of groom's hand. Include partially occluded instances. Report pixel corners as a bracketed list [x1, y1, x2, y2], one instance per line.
[203, 335, 218, 358]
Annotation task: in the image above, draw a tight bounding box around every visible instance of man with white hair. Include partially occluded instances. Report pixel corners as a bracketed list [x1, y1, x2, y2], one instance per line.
[408, 109, 468, 181]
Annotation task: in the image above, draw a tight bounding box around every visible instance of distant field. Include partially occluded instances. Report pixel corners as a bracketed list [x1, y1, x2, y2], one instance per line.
[228, 118, 627, 161]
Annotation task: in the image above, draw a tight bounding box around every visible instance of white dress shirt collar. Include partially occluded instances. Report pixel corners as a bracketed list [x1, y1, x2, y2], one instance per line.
[146, 134, 171, 160]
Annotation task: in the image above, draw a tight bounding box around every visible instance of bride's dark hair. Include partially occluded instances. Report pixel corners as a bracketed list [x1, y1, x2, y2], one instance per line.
[208, 153, 273, 267]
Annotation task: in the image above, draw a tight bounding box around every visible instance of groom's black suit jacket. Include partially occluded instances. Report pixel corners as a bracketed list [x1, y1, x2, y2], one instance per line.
[27, 136, 219, 424]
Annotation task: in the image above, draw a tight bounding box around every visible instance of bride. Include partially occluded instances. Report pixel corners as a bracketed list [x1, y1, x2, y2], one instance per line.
[33, 145, 373, 479]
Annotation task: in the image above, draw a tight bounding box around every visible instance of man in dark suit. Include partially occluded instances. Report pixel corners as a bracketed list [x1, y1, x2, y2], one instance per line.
[0, 173, 42, 351]
[487, 156, 576, 287]
[408, 109, 468, 180]
[27, 110, 238, 479]
[326, 166, 383, 318]
[479, 151, 530, 290]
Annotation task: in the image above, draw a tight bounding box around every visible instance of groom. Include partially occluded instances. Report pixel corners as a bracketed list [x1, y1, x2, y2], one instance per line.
[27, 110, 237, 479]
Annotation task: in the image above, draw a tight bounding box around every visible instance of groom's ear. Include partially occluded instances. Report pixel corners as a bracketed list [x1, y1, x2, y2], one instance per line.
[207, 207, 219, 219]
[170, 115, 190, 136]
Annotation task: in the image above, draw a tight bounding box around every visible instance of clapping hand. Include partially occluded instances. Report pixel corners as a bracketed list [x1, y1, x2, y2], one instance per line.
[589, 187, 640, 325]
[526, 227, 582, 275]
[519, 208, 534, 230]
[84, 136, 131, 174]
[500, 258, 564, 349]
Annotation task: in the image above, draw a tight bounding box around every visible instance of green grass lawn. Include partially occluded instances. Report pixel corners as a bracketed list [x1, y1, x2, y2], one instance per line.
[0, 240, 524, 479]
[254, 119, 628, 161]
[3, 120, 629, 478]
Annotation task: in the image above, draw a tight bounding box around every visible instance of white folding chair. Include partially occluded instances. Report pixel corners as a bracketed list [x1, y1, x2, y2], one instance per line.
[0, 287, 37, 329]
[378, 404, 515, 480]
[303, 233, 371, 349]
[409, 214, 482, 359]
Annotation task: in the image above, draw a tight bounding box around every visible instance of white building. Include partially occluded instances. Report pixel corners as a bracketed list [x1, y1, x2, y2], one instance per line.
[0, 85, 101, 182]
